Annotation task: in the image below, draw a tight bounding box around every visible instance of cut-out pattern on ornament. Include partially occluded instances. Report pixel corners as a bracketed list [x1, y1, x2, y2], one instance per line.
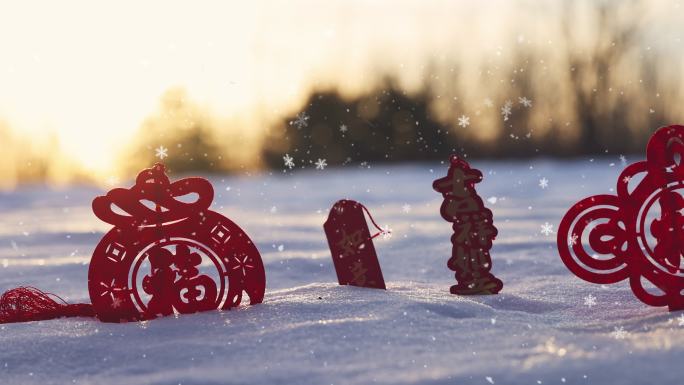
[558, 125, 684, 311]
[89, 163, 265, 322]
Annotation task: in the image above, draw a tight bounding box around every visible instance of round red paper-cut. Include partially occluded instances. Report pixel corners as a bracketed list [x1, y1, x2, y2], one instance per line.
[88, 164, 265, 322]
[557, 125, 684, 311]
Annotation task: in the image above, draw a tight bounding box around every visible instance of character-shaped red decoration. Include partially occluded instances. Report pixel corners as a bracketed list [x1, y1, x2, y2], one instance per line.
[89, 163, 265, 322]
[323, 200, 387, 289]
[558, 125, 684, 311]
[433, 156, 503, 295]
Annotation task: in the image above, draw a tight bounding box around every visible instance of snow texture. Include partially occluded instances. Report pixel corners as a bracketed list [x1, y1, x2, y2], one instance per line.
[1, 159, 683, 385]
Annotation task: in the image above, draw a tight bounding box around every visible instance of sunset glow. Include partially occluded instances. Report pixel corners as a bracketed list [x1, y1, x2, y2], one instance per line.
[0, 0, 680, 185]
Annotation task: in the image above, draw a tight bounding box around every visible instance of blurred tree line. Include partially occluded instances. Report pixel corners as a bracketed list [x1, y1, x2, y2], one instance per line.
[87, 0, 684, 174]
[262, 78, 478, 168]
[122, 88, 259, 176]
[261, 0, 682, 169]
[39, 0, 684, 177]
[0, 122, 86, 188]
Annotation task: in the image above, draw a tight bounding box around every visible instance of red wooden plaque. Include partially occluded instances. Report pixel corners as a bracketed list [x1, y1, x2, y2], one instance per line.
[323, 200, 386, 289]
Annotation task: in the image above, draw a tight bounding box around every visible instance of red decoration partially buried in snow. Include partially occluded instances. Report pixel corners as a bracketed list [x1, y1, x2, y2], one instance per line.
[324, 200, 387, 289]
[558, 125, 684, 311]
[89, 163, 265, 322]
[433, 156, 503, 295]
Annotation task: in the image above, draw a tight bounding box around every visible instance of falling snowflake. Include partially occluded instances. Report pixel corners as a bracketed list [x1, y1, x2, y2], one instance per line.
[540, 222, 554, 236]
[678, 314, 684, 326]
[283, 153, 295, 169]
[111, 297, 123, 309]
[518, 96, 533, 107]
[291, 112, 310, 129]
[483, 97, 494, 108]
[457, 115, 470, 128]
[339, 124, 348, 133]
[619, 154, 627, 165]
[155, 145, 168, 159]
[611, 326, 628, 339]
[501, 100, 513, 121]
[568, 233, 578, 246]
[402, 204, 411, 213]
[538, 177, 549, 189]
[315, 158, 327, 170]
[583, 294, 597, 308]
[381, 225, 393, 240]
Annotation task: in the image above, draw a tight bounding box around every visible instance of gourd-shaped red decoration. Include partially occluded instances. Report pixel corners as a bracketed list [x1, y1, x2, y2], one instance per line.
[89, 163, 265, 322]
[558, 125, 684, 311]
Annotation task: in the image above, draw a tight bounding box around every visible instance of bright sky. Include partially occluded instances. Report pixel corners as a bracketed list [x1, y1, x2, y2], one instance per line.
[0, 1, 678, 178]
[0, 1, 512, 175]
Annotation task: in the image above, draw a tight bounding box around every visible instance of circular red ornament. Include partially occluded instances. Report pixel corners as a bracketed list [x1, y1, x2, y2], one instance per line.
[88, 163, 265, 322]
[558, 125, 684, 311]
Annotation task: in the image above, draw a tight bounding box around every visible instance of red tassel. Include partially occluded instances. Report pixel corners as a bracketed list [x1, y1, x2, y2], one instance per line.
[0, 287, 94, 323]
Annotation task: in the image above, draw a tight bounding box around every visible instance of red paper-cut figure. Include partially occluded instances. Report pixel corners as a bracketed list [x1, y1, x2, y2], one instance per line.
[558, 125, 684, 311]
[433, 156, 503, 295]
[650, 191, 684, 273]
[172, 244, 218, 313]
[89, 163, 266, 322]
[142, 247, 176, 317]
[0, 163, 265, 324]
[323, 200, 387, 289]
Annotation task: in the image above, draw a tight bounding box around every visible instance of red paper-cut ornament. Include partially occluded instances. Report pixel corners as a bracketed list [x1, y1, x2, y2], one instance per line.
[89, 163, 265, 322]
[558, 125, 684, 311]
[0, 163, 265, 323]
[433, 155, 503, 295]
[323, 200, 387, 289]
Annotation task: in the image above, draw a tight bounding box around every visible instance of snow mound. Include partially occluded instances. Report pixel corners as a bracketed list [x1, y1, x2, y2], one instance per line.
[1, 160, 683, 384]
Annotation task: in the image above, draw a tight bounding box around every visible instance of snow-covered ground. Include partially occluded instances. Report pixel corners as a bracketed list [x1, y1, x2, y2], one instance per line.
[1, 159, 683, 385]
